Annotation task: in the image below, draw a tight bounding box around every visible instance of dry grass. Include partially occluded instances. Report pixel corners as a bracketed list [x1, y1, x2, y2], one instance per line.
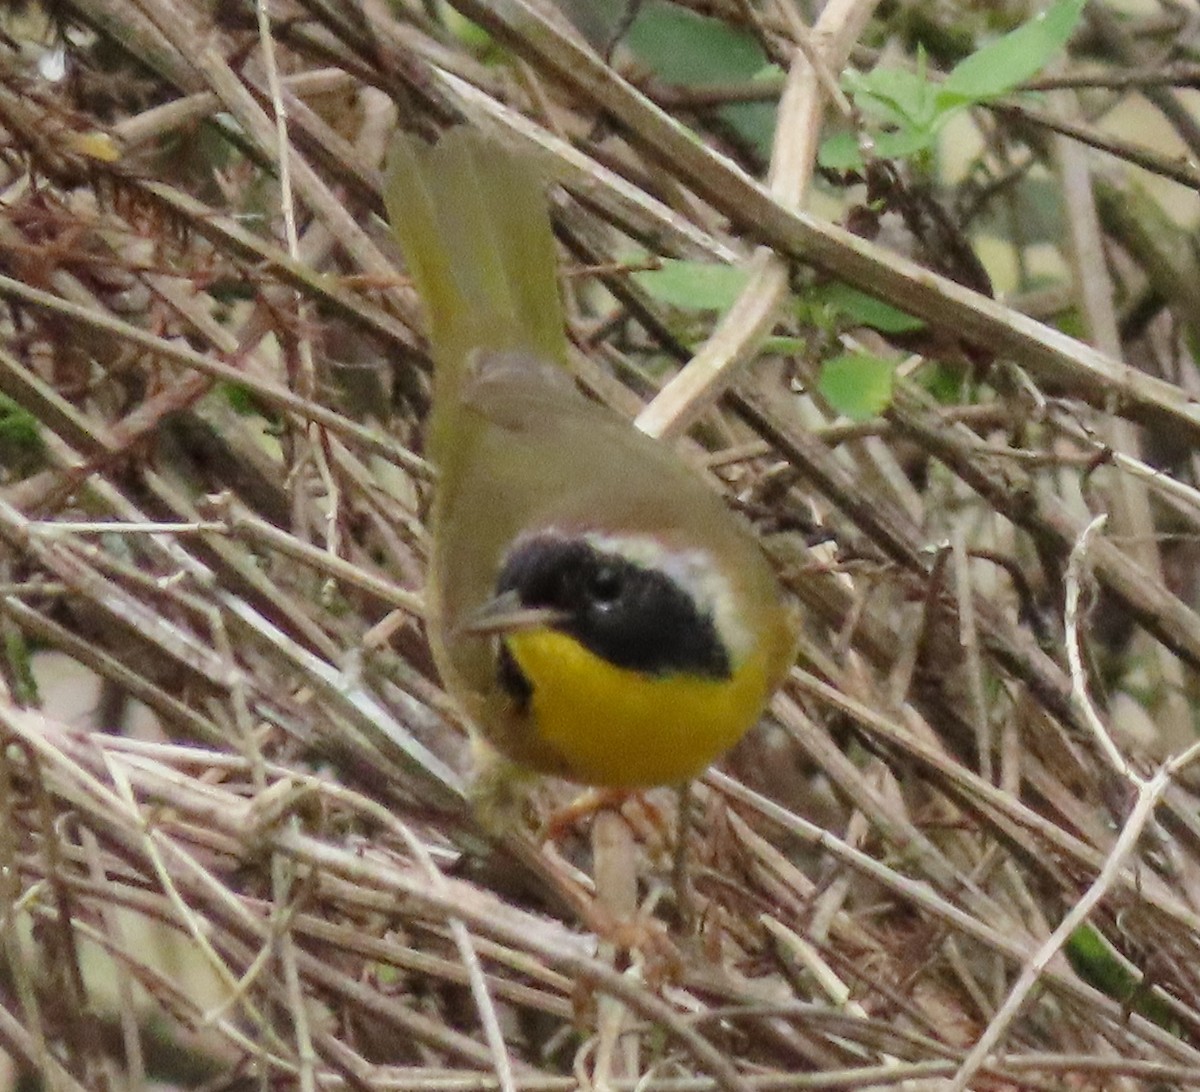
[2, 0, 1200, 1089]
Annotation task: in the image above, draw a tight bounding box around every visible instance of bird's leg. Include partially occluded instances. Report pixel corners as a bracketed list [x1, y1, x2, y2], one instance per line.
[539, 787, 635, 843]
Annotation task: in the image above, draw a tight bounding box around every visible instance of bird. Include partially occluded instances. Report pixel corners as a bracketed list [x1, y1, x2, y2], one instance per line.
[384, 127, 797, 795]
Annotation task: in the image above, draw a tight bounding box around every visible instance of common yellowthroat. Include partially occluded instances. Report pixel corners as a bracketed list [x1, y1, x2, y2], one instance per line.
[385, 128, 796, 789]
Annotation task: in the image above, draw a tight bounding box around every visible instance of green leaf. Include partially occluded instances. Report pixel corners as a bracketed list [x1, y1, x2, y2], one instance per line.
[922, 362, 968, 404]
[941, 0, 1087, 102]
[1066, 924, 1178, 1031]
[833, 52, 950, 167]
[3, 628, 38, 706]
[442, 9, 494, 53]
[722, 102, 777, 158]
[810, 283, 926, 333]
[820, 125, 939, 170]
[845, 57, 939, 129]
[220, 381, 260, 416]
[623, 3, 776, 156]
[835, 0, 1086, 170]
[874, 126, 940, 161]
[625, 2, 765, 85]
[760, 336, 808, 355]
[818, 131, 863, 171]
[634, 259, 749, 312]
[0, 394, 41, 453]
[818, 352, 896, 419]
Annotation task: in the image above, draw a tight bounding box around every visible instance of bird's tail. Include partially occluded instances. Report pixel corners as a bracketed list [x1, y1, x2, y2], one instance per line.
[384, 128, 567, 451]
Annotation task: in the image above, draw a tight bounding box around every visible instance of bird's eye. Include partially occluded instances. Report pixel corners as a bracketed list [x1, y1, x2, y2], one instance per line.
[589, 565, 623, 607]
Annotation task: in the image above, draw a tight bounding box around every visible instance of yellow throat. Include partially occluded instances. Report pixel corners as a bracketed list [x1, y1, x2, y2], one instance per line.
[504, 626, 778, 787]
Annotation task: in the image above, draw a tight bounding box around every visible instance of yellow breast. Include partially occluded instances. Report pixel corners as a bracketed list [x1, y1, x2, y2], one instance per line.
[503, 627, 774, 787]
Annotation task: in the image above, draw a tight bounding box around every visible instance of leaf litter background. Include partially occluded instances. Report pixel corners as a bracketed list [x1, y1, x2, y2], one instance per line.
[3, 0, 1200, 1089]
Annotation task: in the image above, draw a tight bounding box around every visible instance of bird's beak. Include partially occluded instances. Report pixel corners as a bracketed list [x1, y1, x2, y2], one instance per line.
[456, 591, 568, 638]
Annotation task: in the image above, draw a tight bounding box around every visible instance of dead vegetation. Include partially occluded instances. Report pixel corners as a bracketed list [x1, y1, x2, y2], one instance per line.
[2, 0, 1200, 1088]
